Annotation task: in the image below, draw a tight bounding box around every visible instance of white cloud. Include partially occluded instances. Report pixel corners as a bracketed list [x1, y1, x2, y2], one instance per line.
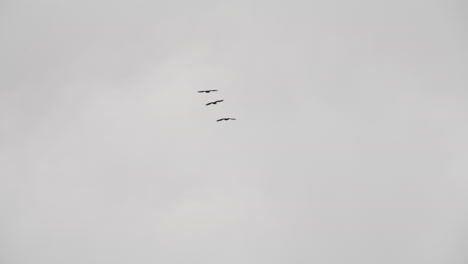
[1, 0, 468, 263]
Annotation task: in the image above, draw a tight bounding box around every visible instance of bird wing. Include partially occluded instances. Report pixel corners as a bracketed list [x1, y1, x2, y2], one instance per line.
[207, 100, 221, 105]
[216, 117, 235, 122]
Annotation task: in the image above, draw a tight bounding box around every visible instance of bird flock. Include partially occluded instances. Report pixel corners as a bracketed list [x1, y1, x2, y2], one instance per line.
[197, 90, 237, 122]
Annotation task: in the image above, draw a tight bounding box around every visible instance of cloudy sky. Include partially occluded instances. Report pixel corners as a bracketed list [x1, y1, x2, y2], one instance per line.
[1, 0, 468, 263]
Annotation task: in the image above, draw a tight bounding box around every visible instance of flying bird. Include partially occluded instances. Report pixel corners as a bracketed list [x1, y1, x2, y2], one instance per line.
[198, 90, 218, 93]
[206, 100, 224, 106]
[216, 118, 236, 122]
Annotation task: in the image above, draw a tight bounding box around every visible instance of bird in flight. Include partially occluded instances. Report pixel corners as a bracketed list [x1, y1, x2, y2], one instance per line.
[216, 118, 236, 122]
[206, 100, 224, 106]
[198, 90, 218, 93]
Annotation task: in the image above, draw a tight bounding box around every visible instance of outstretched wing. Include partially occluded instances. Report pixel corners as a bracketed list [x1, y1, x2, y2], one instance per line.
[206, 100, 223, 105]
[198, 89, 218, 93]
[216, 118, 236, 122]
[216, 100, 224, 103]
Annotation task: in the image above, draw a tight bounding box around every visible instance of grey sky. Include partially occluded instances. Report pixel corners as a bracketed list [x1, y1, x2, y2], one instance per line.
[1, 0, 468, 263]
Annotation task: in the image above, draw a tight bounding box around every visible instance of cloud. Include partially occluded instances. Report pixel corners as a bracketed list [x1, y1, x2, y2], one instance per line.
[1, 0, 468, 263]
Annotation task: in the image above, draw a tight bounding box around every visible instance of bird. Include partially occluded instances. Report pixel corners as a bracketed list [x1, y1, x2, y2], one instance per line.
[216, 118, 236, 122]
[206, 100, 224, 106]
[198, 89, 218, 93]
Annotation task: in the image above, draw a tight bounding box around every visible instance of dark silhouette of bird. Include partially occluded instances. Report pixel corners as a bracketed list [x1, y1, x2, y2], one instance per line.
[206, 100, 224, 106]
[198, 90, 218, 93]
[216, 118, 236, 122]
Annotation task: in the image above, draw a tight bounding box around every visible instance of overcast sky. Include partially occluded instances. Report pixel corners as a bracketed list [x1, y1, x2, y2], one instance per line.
[1, 0, 468, 263]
